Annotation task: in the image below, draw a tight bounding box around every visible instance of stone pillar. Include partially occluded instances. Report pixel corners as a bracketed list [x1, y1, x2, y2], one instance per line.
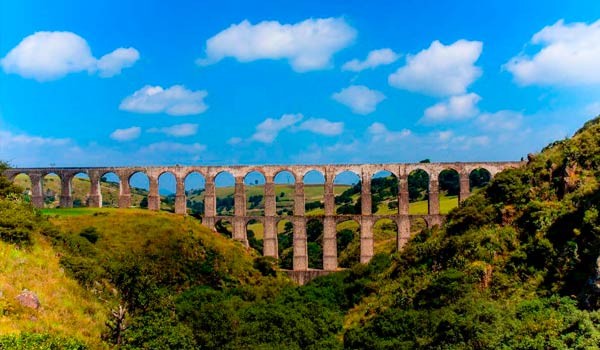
[398, 174, 409, 215]
[263, 176, 278, 258]
[203, 177, 216, 228]
[118, 174, 131, 208]
[323, 216, 337, 270]
[428, 175, 439, 215]
[88, 173, 102, 208]
[174, 177, 187, 214]
[59, 174, 73, 208]
[293, 218, 308, 270]
[294, 181, 305, 216]
[361, 174, 371, 216]
[459, 171, 470, 203]
[324, 173, 335, 216]
[360, 217, 374, 264]
[232, 176, 248, 245]
[397, 215, 411, 250]
[147, 176, 160, 211]
[29, 173, 44, 208]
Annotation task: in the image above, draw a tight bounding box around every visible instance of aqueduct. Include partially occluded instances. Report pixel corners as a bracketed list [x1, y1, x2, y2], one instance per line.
[4, 161, 521, 278]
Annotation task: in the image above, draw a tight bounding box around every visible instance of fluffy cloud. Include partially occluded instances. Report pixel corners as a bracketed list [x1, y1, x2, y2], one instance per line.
[197, 18, 356, 72]
[148, 123, 198, 137]
[342, 48, 400, 72]
[0, 31, 139, 81]
[505, 19, 600, 86]
[388, 39, 483, 96]
[297, 118, 344, 135]
[367, 122, 411, 143]
[119, 85, 208, 116]
[421, 93, 481, 123]
[251, 113, 303, 143]
[476, 110, 523, 131]
[332, 85, 386, 115]
[110, 126, 141, 141]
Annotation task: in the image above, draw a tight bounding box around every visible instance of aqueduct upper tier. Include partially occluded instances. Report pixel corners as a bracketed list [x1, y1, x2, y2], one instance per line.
[4, 161, 522, 271]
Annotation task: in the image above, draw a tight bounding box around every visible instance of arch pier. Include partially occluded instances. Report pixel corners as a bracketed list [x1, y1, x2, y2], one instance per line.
[5, 162, 521, 280]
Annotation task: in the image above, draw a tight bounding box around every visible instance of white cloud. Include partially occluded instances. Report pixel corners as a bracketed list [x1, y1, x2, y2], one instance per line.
[139, 142, 206, 154]
[297, 118, 344, 136]
[251, 113, 303, 143]
[332, 85, 386, 114]
[119, 85, 208, 116]
[367, 122, 411, 143]
[505, 19, 600, 86]
[227, 137, 243, 145]
[110, 126, 141, 141]
[96, 48, 140, 77]
[197, 17, 356, 72]
[421, 93, 481, 123]
[342, 48, 400, 72]
[0, 31, 139, 81]
[148, 123, 198, 137]
[0, 130, 70, 147]
[388, 39, 483, 96]
[476, 110, 523, 131]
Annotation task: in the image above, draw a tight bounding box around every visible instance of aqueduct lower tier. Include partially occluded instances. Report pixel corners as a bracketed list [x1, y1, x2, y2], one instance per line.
[4, 162, 521, 271]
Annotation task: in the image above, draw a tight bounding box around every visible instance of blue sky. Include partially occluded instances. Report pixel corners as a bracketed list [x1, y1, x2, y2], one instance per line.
[1, 0, 600, 168]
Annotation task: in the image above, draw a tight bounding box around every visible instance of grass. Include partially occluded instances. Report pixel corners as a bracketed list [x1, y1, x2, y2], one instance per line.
[0, 235, 108, 348]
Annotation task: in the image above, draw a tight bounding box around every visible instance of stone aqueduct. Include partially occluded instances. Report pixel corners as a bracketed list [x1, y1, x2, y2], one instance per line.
[4, 162, 521, 272]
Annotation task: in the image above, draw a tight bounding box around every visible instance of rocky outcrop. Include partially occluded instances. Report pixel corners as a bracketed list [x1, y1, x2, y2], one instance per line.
[15, 289, 40, 309]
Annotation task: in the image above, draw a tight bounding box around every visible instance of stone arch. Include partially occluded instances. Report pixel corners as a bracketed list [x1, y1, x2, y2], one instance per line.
[371, 170, 399, 215]
[184, 171, 206, 217]
[214, 171, 235, 216]
[410, 216, 429, 235]
[215, 218, 233, 238]
[407, 168, 429, 215]
[337, 218, 361, 268]
[128, 171, 150, 208]
[158, 171, 177, 212]
[246, 218, 264, 254]
[277, 218, 294, 269]
[71, 172, 91, 207]
[373, 218, 398, 255]
[438, 168, 460, 214]
[41, 172, 61, 208]
[306, 218, 324, 269]
[11, 172, 32, 200]
[244, 170, 265, 216]
[469, 167, 492, 191]
[303, 170, 325, 215]
[274, 170, 295, 216]
[334, 170, 361, 215]
[99, 172, 120, 207]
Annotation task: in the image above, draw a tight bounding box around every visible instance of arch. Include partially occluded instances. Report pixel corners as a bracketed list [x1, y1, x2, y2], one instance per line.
[215, 171, 235, 216]
[410, 217, 428, 236]
[373, 218, 398, 255]
[336, 218, 360, 268]
[245, 170, 265, 216]
[277, 218, 294, 269]
[274, 170, 295, 216]
[12, 173, 32, 202]
[303, 170, 325, 215]
[158, 171, 177, 212]
[129, 171, 150, 208]
[246, 218, 264, 253]
[215, 219, 232, 238]
[306, 218, 324, 269]
[469, 167, 492, 191]
[438, 168, 459, 214]
[99, 172, 120, 207]
[42, 172, 61, 208]
[334, 170, 361, 215]
[408, 168, 429, 215]
[71, 172, 91, 207]
[371, 170, 399, 215]
[184, 171, 206, 217]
